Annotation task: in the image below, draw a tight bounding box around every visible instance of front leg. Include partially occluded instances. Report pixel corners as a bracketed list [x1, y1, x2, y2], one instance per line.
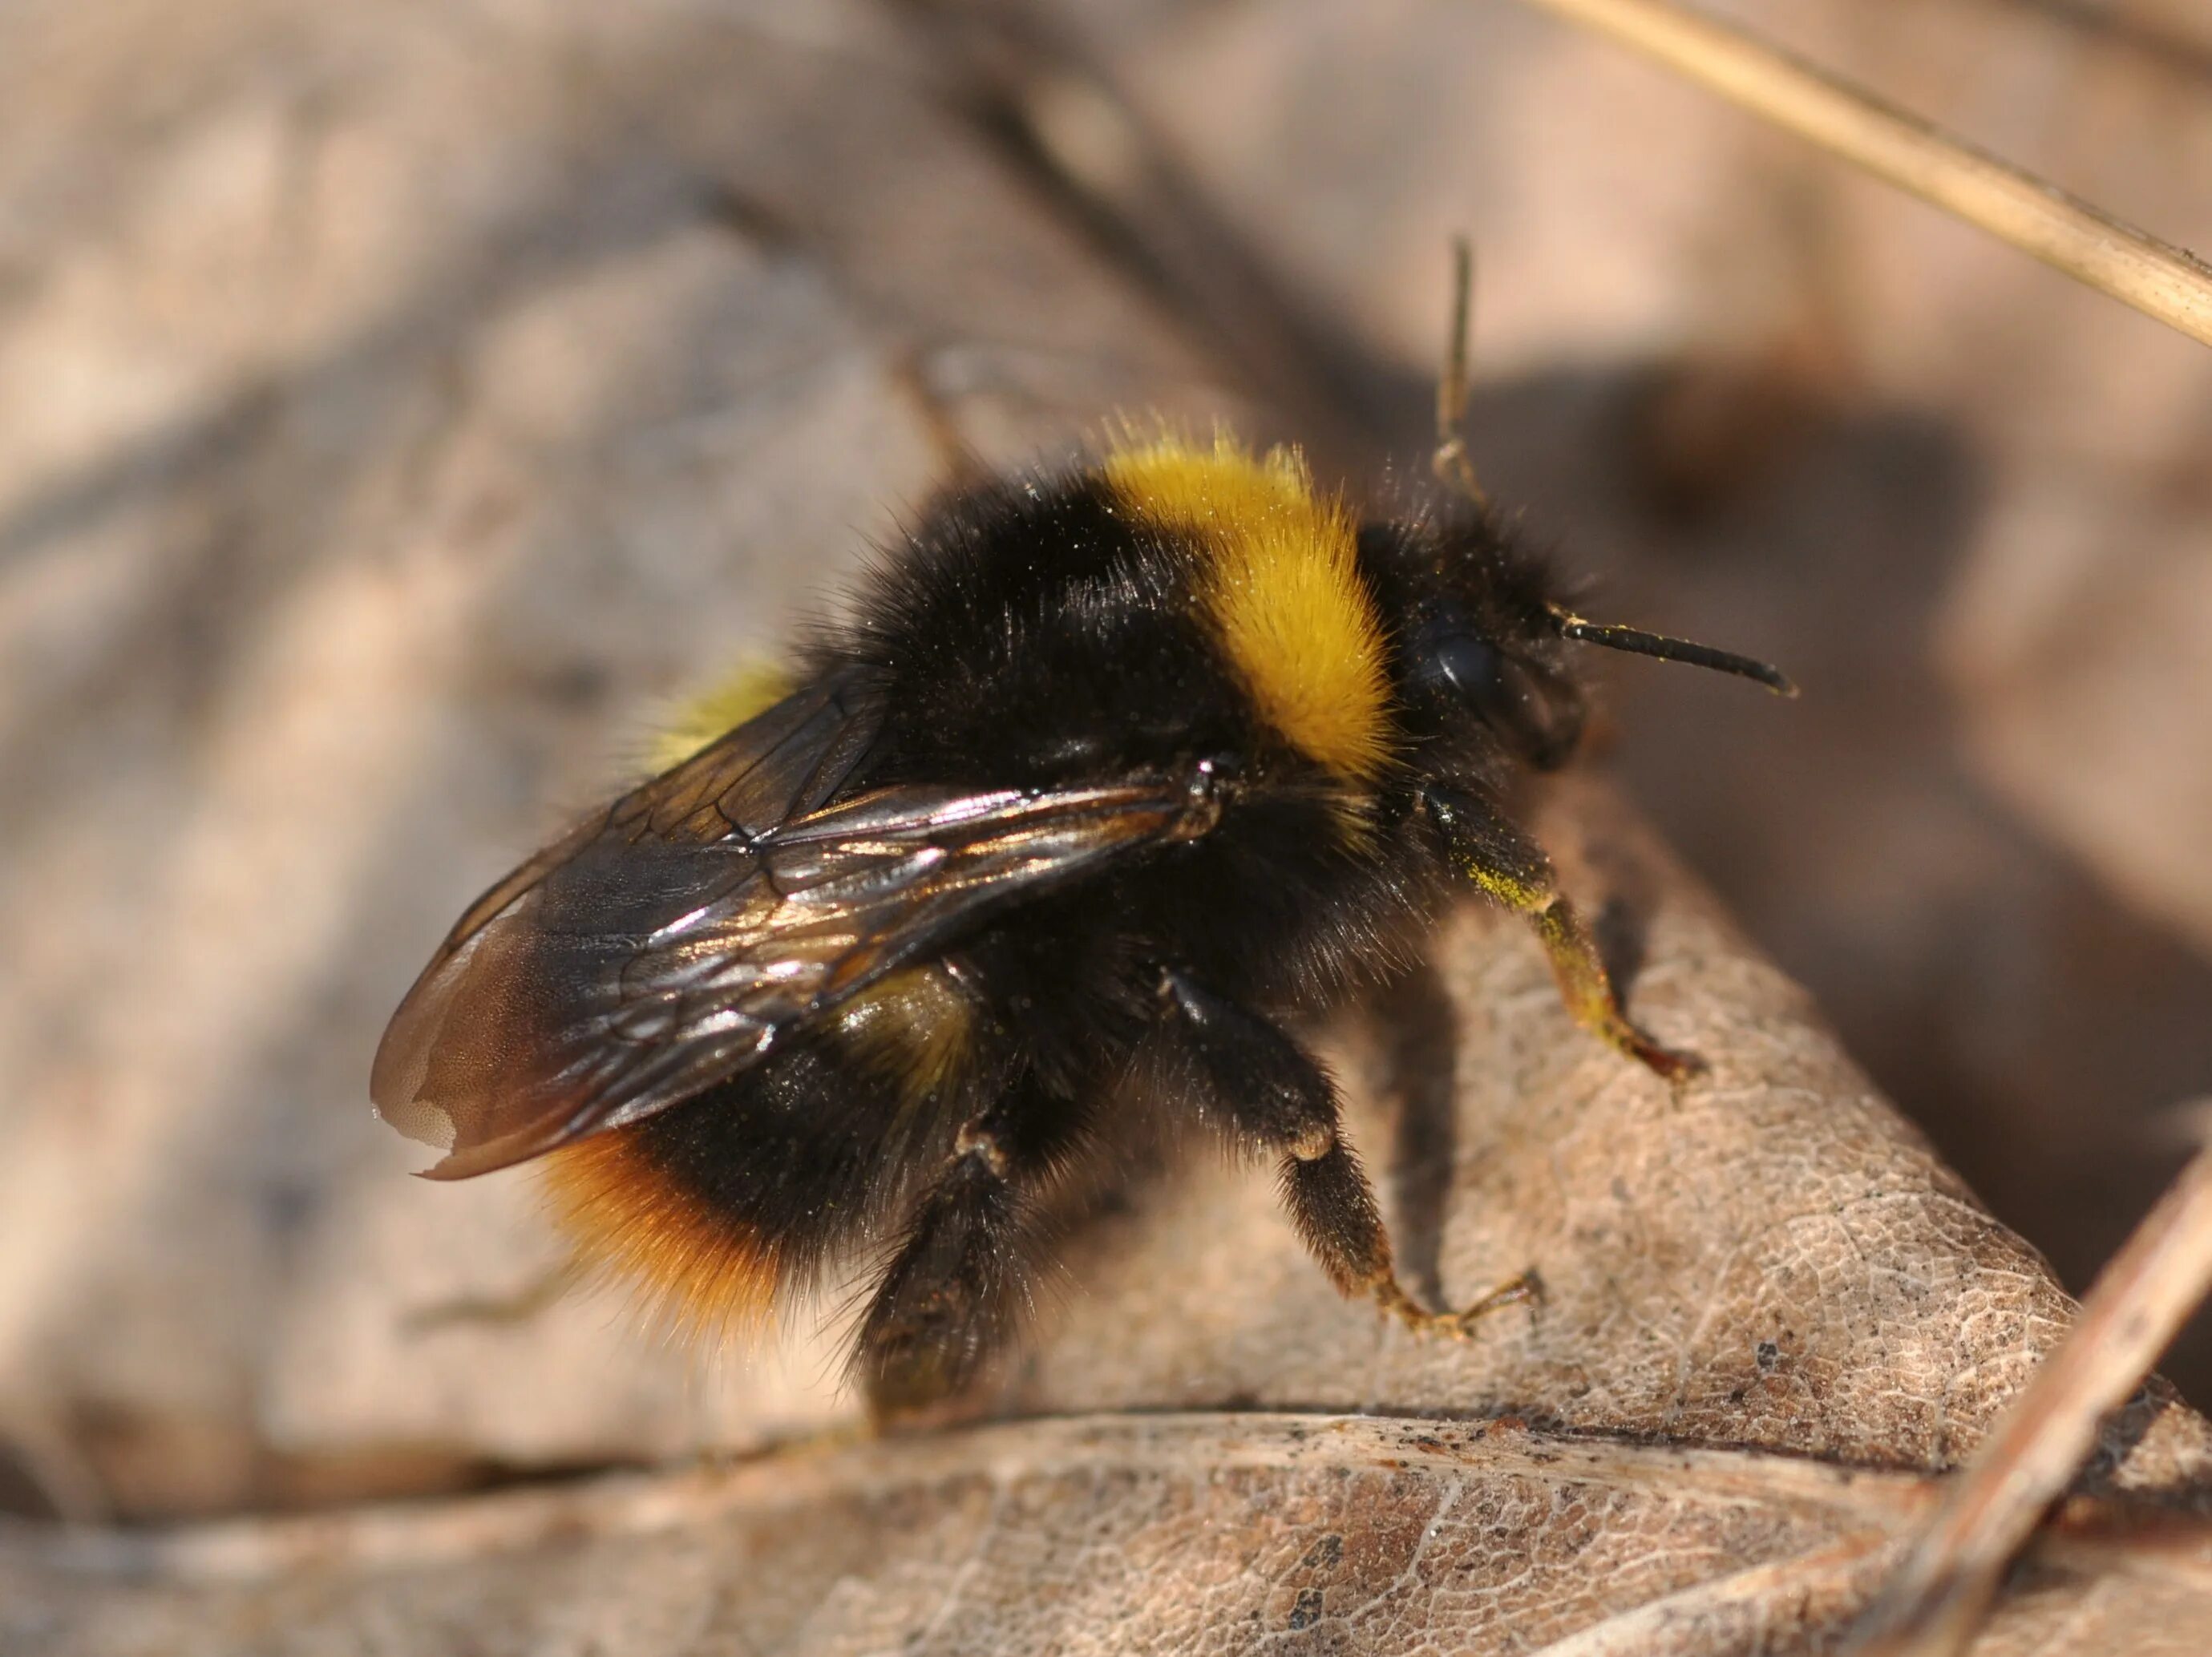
[1155, 968, 1536, 1337]
[1420, 782, 1696, 1081]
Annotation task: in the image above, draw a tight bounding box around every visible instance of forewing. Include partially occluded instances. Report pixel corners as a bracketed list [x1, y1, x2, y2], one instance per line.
[374, 677, 1203, 1179]
[371, 668, 884, 1172]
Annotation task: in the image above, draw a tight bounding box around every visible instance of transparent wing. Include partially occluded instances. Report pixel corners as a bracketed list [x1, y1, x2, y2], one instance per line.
[372, 667, 883, 1174]
[372, 672, 1207, 1178]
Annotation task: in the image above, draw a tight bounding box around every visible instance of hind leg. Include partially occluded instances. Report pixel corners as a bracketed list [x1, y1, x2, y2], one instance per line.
[855, 1071, 1081, 1413]
[1154, 967, 1537, 1336]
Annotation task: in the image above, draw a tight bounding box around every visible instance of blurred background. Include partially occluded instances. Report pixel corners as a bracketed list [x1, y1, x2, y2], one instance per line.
[2, 0, 2208, 1522]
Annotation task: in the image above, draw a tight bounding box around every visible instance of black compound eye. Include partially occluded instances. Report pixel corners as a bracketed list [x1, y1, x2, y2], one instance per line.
[1418, 628, 1585, 770]
[1423, 632, 1502, 703]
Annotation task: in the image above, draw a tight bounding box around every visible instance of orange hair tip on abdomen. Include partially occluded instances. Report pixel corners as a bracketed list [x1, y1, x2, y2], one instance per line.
[541, 1124, 780, 1343]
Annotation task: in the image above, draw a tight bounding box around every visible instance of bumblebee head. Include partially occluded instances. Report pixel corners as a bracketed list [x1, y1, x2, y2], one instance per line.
[1405, 240, 1792, 770]
[1387, 517, 1794, 774]
[1386, 519, 1589, 771]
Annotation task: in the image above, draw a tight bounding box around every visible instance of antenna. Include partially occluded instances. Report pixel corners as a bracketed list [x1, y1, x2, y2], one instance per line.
[1432, 236, 1490, 509]
[1430, 237, 1795, 699]
[1551, 609, 1798, 696]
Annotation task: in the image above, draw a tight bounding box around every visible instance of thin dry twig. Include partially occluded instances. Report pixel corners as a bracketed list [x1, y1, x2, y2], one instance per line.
[1502, 0, 2212, 350]
[1852, 1112, 2212, 1655]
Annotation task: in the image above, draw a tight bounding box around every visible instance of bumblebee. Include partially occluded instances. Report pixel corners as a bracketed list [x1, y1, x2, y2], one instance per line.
[373, 378, 1789, 1408]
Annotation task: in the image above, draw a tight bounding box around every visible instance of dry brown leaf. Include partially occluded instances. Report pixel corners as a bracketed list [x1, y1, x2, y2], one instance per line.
[5, 0, 2212, 1651]
[1854, 1130, 2212, 1654]
[7, 1412, 2212, 1654]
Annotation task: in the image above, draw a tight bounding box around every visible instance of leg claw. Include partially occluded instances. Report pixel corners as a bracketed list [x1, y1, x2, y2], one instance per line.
[1624, 1030, 1704, 1085]
[1377, 1268, 1544, 1340]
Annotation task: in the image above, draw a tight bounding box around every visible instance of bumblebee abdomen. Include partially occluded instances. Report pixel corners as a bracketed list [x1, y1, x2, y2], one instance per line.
[544, 1117, 782, 1339]
[544, 1012, 974, 1338]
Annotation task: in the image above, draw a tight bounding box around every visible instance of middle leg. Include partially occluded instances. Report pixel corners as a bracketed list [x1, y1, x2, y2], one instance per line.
[1154, 967, 1537, 1336]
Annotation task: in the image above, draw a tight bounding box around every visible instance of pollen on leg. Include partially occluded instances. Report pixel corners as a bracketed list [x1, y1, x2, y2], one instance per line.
[1525, 898, 1702, 1082]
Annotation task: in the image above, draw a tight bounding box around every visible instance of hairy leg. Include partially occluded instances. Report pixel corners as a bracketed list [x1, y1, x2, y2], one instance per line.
[1155, 967, 1536, 1336]
[854, 1072, 1074, 1413]
[1420, 782, 1696, 1080]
